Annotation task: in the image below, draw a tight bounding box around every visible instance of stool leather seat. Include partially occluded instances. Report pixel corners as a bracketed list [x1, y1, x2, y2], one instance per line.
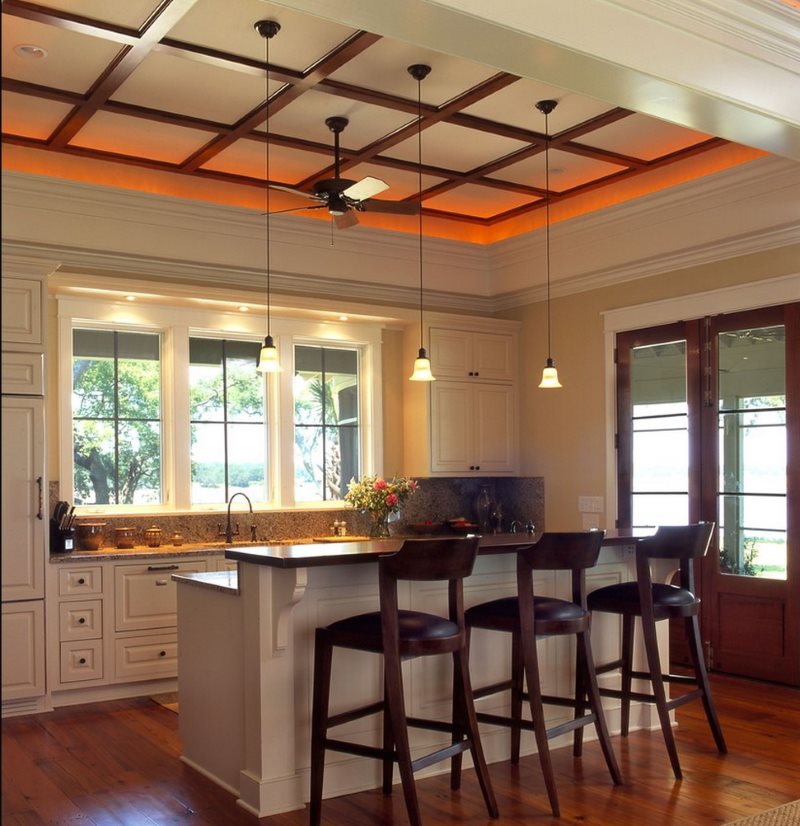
[326, 610, 461, 652]
[467, 595, 588, 630]
[586, 523, 727, 779]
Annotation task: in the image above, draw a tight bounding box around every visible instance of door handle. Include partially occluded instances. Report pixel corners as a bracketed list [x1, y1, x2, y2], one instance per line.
[36, 476, 43, 520]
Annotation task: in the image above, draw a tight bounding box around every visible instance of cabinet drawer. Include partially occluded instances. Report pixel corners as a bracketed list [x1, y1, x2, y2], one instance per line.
[114, 634, 177, 681]
[60, 640, 103, 683]
[1, 277, 43, 347]
[1, 352, 44, 395]
[59, 600, 102, 641]
[58, 566, 103, 597]
[114, 559, 208, 632]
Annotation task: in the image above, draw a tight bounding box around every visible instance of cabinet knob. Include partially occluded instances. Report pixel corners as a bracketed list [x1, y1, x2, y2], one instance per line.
[77, 578, 85, 585]
[78, 617, 86, 624]
[79, 658, 86, 665]
[159, 650, 166, 657]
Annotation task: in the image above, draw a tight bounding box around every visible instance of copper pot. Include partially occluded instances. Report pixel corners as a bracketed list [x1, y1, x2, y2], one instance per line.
[144, 526, 162, 547]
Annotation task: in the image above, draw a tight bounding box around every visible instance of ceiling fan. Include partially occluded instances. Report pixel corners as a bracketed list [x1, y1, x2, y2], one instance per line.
[270, 116, 419, 228]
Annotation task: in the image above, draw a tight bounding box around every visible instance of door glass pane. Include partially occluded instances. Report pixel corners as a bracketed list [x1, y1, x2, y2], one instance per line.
[630, 340, 687, 528]
[717, 325, 786, 579]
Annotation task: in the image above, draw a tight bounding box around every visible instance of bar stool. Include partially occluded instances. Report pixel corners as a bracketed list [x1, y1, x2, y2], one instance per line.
[454, 531, 622, 817]
[309, 536, 498, 826]
[586, 523, 727, 779]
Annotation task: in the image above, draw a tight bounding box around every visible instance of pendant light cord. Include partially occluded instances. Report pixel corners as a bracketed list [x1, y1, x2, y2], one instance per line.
[417, 73, 424, 351]
[544, 108, 551, 360]
[264, 29, 272, 339]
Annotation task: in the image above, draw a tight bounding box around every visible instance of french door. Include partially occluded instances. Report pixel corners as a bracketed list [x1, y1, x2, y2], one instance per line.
[616, 303, 798, 685]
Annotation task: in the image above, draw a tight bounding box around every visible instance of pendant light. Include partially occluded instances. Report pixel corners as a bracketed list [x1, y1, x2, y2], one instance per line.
[256, 19, 282, 373]
[408, 63, 435, 382]
[536, 99, 562, 389]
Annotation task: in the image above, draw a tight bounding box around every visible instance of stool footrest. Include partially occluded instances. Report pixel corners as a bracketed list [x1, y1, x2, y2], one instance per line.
[327, 700, 384, 729]
[324, 738, 390, 762]
[472, 679, 513, 700]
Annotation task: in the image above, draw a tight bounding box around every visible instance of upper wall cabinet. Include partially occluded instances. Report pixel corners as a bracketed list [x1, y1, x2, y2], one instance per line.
[403, 315, 520, 478]
[1, 276, 43, 350]
[429, 328, 515, 382]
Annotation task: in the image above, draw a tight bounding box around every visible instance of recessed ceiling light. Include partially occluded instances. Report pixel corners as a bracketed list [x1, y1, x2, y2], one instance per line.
[239, 306, 249, 312]
[125, 295, 136, 302]
[338, 314, 349, 321]
[15, 44, 48, 59]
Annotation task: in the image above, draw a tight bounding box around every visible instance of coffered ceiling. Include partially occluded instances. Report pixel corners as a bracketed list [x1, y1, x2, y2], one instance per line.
[2, 0, 798, 244]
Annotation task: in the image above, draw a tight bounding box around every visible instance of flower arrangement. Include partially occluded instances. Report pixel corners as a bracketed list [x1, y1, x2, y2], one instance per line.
[344, 474, 418, 515]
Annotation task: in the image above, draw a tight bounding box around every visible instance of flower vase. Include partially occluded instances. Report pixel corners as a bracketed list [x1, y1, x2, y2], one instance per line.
[368, 510, 391, 539]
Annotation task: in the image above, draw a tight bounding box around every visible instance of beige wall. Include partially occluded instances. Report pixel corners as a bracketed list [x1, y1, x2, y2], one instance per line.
[498, 244, 800, 531]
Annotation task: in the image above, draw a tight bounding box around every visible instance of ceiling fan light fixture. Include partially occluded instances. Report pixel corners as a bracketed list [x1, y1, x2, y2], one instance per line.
[408, 62, 434, 383]
[254, 19, 282, 373]
[535, 98, 562, 390]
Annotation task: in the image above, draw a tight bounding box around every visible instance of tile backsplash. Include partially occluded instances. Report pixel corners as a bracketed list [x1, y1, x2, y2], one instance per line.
[50, 477, 543, 550]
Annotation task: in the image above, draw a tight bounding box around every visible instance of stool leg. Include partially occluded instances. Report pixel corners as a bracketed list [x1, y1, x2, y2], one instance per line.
[685, 614, 727, 754]
[310, 631, 333, 826]
[520, 625, 560, 817]
[620, 615, 634, 737]
[579, 628, 622, 785]
[640, 612, 682, 779]
[382, 681, 394, 794]
[510, 631, 524, 764]
[454, 647, 499, 818]
[573, 632, 588, 757]
[450, 626, 469, 790]
[383, 644, 422, 826]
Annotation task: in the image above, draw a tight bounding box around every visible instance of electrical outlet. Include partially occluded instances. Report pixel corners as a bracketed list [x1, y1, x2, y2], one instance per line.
[578, 495, 604, 513]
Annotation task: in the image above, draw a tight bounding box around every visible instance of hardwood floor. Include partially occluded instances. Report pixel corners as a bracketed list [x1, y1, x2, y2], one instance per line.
[3, 674, 799, 825]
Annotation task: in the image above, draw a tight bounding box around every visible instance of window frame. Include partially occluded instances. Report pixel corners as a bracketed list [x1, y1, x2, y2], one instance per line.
[57, 296, 383, 514]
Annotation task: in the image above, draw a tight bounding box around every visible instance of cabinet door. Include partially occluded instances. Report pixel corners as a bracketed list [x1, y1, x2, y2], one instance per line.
[430, 382, 474, 473]
[1, 277, 43, 348]
[472, 332, 514, 382]
[474, 384, 517, 473]
[2, 601, 45, 701]
[1, 397, 45, 601]
[114, 559, 209, 632]
[429, 328, 473, 379]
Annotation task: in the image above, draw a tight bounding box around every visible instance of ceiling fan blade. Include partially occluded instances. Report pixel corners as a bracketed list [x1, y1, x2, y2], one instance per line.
[264, 204, 327, 216]
[270, 183, 319, 201]
[334, 210, 359, 229]
[361, 199, 419, 215]
[342, 176, 389, 202]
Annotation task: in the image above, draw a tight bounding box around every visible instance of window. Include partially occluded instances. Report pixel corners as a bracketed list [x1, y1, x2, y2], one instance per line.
[189, 337, 266, 505]
[72, 329, 162, 505]
[59, 297, 381, 512]
[294, 344, 360, 502]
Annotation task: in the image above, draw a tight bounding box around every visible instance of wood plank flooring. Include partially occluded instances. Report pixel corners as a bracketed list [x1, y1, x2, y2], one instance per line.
[3, 674, 799, 825]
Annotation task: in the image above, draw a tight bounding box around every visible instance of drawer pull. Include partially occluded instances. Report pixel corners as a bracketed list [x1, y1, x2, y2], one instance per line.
[78, 617, 86, 624]
[77, 578, 86, 585]
[155, 579, 168, 586]
[159, 650, 166, 657]
[79, 657, 86, 665]
[148, 565, 179, 572]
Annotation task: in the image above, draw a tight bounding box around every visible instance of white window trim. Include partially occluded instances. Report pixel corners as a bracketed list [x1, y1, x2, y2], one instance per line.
[57, 296, 384, 514]
[601, 272, 800, 529]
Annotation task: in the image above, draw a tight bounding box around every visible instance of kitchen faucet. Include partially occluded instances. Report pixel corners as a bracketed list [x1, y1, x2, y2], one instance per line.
[220, 492, 255, 544]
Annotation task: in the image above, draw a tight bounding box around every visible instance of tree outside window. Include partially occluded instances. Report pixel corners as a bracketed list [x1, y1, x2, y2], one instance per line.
[294, 345, 359, 502]
[72, 329, 162, 505]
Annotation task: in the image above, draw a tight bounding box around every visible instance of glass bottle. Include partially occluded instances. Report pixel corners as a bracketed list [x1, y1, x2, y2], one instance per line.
[475, 484, 492, 534]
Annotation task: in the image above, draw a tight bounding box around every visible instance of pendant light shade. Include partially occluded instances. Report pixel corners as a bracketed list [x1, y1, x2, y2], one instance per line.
[535, 99, 562, 389]
[407, 63, 435, 382]
[255, 19, 283, 374]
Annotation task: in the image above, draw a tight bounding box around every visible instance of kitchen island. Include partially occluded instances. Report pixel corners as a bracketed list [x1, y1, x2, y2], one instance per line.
[174, 533, 656, 818]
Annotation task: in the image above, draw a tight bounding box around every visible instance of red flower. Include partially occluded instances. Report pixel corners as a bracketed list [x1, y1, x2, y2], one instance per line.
[373, 478, 388, 491]
[385, 493, 399, 507]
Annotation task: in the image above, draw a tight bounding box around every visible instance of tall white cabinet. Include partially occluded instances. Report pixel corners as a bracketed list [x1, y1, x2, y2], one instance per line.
[403, 315, 520, 477]
[2, 258, 51, 716]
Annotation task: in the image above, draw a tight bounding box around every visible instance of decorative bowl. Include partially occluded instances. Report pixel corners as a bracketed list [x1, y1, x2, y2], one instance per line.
[407, 521, 445, 535]
[115, 527, 137, 549]
[447, 519, 479, 533]
[76, 522, 106, 551]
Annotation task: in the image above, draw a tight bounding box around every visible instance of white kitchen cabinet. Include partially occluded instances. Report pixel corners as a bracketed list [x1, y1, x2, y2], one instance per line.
[430, 382, 516, 473]
[1, 601, 45, 701]
[1, 397, 45, 602]
[429, 327, 515, 382]
[404, 315, 520, 477]
[1, 275, 43, 349]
